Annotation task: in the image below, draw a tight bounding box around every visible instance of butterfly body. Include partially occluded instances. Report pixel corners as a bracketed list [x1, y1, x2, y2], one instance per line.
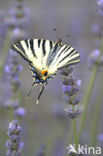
[11, 39, 80, 103]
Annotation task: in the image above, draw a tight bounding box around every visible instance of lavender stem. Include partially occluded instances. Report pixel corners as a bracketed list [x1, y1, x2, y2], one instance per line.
[0, 29, 11, 75]
[90, 73, 103, 146]
[73, 105, 78, 150]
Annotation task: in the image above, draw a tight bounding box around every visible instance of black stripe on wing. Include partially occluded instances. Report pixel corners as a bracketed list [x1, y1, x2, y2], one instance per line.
[59, 49, 77, 63]
[36, 39, 54, 58]
[38, 39, 41, 47]
[58, 59, 80, 69]
[49, 40, 53, 49]
[47, 41, 60, 65]
[29, 39, 37, 58]
[25, 40, 29, 48]
[11, 41, 32, 64]
[55, 45, 80, 69]
[42, 40, 46, 56]
[56, 45, 69, 59]
[58, 50, 80, 69]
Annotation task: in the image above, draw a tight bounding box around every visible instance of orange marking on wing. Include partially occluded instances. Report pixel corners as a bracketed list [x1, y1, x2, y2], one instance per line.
[42, 70, 48, 75]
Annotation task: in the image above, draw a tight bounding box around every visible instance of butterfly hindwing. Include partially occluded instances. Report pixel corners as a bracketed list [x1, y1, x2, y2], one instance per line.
[30, 65, 45, 85]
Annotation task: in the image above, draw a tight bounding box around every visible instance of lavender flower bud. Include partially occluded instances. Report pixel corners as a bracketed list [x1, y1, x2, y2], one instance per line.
[64, 107, 80, 119]
[90, 49, 103, 65]
[76, 80, 81, 88]
[14, 107, 26, 118]
[98, 134, 103, 142]
[10, 27, 27, 41]
[3, 100, 20, 109]
[97, 0, 103, 7]
[60, 67, 73, 76]
[97, 0, 103, 15]
[62, 85, 72, 93]
[91, 49, 100, 59]
[66, 95, 80, 105]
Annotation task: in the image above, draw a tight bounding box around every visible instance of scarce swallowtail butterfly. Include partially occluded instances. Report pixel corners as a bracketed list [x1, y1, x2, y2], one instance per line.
[11, 39, 80, 104]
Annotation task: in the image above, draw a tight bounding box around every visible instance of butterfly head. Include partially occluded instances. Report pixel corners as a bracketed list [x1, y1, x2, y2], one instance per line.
[41, 68, 55, 81]
[31, 66, 55, 85]
[40, 69, 48, 81]
[41, 69, 48, 77]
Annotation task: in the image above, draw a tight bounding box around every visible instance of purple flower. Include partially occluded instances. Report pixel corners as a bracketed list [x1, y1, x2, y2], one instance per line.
[62, 85, 66, 92]
[6, 120, 24, 156]
[97, 0, 103, 7]
[76, 80, 81, 88]
[64, 106, 80, 119]
[66, 95, 80, 105]
[98, 134, 103, 142]
[97, 0, 103, 15]
[92, 49, 100, 57]
[90, 49, 103, 66]
[5, 0, 30, 30]
[13, 27, 23, 36]
[61, 67, 81, 119]
[67, 85, 72, 91]
[60, 67, 73, 76]
[14, 107, 26, 118]
[3, 99, 20, 109]
[62, 85, 71, 93]
[10, 27, 27, 41]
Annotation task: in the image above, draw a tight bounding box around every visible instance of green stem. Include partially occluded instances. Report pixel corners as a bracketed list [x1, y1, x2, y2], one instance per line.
[9, 108, 13, 122]
[73, 105, 78, 150]
[78, 64, 98, 141]
[90, 101, 102, 146]
[90, 74, 103, 146]
[66, 121, 73, 146]
[0, 29, 11, 75]
[78, 37, 103, 142]
[73, 118, 78, 150]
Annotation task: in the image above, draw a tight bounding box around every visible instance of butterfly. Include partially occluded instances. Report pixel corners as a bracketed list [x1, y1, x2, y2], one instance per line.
[11, 39, 80, 104]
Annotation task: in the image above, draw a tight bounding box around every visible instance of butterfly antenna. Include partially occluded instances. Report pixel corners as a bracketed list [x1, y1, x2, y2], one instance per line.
[53, 28, 58, 37]
[53, 28, 62, 45]
[36, 84, 45, 104]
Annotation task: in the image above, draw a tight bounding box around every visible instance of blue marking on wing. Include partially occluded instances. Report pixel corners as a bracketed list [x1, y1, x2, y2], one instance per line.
[33, 73, 37, 77]
[31, 67, 36, 72]
[35, 79, 40, 83]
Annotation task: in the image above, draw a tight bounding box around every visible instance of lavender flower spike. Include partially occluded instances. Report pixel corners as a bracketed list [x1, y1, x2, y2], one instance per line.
[6, 120, 24, 156]
[61, 67, 81, 119]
